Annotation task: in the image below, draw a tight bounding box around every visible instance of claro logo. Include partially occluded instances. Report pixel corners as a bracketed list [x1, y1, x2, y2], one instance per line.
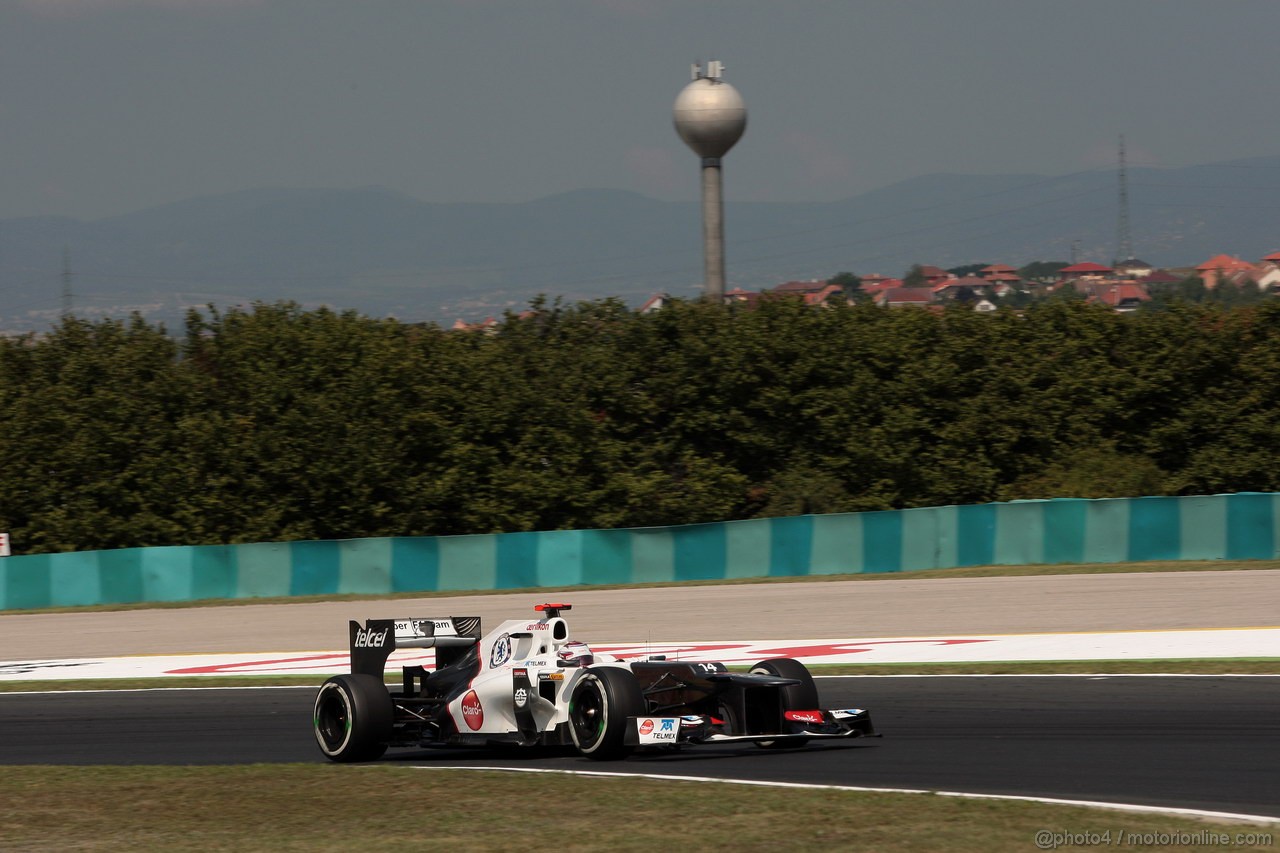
[461, 690, 484, 731]
[353, 628, 389, 648]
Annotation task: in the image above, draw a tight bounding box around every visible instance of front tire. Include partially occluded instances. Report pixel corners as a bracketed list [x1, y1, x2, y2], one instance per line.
[568, 667, 644, 760]
[313, 674, 393, 762]
[749, 657, 819, 749]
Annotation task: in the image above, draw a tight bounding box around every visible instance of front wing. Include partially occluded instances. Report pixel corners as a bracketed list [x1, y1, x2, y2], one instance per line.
[623, 708, 878, 747]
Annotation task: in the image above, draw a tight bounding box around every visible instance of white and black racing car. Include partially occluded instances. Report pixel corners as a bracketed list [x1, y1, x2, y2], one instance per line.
[312, 602, 877, 762]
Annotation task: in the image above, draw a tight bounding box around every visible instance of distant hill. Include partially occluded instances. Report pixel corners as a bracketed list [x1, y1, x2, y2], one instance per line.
[3, 156, 1279, 331]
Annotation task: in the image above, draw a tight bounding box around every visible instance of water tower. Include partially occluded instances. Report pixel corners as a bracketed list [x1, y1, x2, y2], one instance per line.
[673, 60, 747, 301]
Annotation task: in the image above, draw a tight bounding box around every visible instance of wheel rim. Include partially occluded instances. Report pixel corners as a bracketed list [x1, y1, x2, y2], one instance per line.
[570, 678, 605, 748]
[315, 686, 352, 753]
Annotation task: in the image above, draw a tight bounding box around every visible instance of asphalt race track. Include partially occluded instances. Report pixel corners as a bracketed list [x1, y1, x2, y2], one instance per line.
[4, 676, 1277, 818]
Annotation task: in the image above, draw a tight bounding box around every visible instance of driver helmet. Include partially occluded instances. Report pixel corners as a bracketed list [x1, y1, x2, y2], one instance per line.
[557, 640, 594, 667]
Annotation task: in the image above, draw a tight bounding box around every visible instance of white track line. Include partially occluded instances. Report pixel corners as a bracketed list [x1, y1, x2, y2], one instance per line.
[418, 766, 1280, 826]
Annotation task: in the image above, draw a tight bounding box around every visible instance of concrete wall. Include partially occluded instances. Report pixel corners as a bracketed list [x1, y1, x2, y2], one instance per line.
[3, 493, 1276, 611]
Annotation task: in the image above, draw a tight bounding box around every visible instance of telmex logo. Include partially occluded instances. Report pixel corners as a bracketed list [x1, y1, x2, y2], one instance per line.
[353, 628, 388, 648]
[461, 691, 484, 730]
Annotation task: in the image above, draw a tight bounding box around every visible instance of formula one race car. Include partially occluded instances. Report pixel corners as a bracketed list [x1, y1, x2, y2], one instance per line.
[312, 603, 877, 762]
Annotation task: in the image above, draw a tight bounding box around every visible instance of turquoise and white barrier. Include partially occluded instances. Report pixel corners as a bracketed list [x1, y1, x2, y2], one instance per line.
[2, 493, 1277, 611]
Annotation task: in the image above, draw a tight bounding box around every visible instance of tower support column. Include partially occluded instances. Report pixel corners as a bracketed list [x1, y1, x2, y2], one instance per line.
[701, 157, 725, 301]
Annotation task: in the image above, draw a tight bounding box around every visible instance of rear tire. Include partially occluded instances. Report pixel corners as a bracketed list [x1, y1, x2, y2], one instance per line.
[313, 674, 393, 762]
[568, 667, 643, 760]
[749, 657, 819, 749]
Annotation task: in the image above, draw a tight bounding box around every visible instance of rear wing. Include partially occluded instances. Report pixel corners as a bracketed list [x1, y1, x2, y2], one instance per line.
[349, 616, 482, 678]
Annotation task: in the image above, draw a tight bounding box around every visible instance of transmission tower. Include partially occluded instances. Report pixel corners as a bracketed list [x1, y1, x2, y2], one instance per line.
[61, 247, 73, 320]
[1115, 134, 1133, 264]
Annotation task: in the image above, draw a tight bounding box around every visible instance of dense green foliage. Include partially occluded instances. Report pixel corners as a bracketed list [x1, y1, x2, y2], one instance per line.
[1142, 275, 1271, 311]
[1017, 260, 1069, 281]
[946, 263, 989, 278]
[4, 297, 1280, 553]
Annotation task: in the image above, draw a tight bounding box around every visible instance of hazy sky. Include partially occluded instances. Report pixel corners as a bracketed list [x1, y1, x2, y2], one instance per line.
[5, 0, 1279, 220]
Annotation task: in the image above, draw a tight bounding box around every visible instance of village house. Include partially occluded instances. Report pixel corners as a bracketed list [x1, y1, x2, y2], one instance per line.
[1074, 281, 1152, 312]
[1058, 261, 1114, 281]
[1141, 269, 1183, 287]
[918, 265, 951, 286]
[452, 315, 500, 332]
[1254, 252, 1280, 292]
[932, 275, 1001, 303]
[772, 280, 831, 297]
[859, 278, 902, 299]
[632, 247, 1280, 322]
[979, 264, 1022, 286]
[1195, 254, 1256, 289]
[875, 287, 933, 308]
[639, 293, 672, 314]
[1114, 258, 1154, 279]
[724, 287, 763, 307]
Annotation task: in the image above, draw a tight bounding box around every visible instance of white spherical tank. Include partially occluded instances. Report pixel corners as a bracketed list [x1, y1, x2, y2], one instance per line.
[673, 77, 747, 159]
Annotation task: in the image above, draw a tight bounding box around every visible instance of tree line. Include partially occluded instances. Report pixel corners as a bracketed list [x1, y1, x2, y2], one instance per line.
[3, 296, 1279, 554]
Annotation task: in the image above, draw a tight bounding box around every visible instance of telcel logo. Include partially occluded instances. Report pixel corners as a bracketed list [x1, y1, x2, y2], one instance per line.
[353, 628, 388, 648]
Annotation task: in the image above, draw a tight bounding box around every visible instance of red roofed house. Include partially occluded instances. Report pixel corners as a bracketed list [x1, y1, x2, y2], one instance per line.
[918, 265, 951, 286]
[1195, 255, 1256, 289]
[1256, 253, 1280, 292]
[723, 287, 762, 307]
[452, 316, 499, 333]
[860, 278, 902, 299]
[773, 280, 831, 296]
[1114, 258, 1154, 279]
[1058, 262, 1114, 281]
[771, 279, 853, 307]
[1077, 282, 1151, 312]
[801, 283, 849, 307]
[932, 275, 999, 302]
[640, 293, 671, 314]
[1142, 269, 1183, 286]
[979, 264, 1022, 285]
[875, 287, 933, 308]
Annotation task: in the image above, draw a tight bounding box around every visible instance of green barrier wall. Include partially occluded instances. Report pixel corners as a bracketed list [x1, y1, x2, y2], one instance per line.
[3, 493, 1278, 611]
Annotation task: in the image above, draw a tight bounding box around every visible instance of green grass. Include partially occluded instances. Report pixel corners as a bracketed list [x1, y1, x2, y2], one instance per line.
[7, 558, 1278, 616]
[0, 766, 1271, 852]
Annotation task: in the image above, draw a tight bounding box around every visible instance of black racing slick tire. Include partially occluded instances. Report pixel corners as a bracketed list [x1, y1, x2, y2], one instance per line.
[313, 674, 393, 763]
[568, 667, 644, 760]
[749, 657, 819, 749]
